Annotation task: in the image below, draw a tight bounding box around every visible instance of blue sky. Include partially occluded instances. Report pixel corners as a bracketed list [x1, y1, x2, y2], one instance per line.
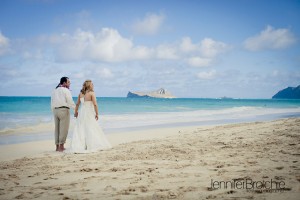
[0, 0, 299, 98]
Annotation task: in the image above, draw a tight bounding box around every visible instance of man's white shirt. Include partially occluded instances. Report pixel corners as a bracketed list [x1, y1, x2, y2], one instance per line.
[51, 87, 76, 111]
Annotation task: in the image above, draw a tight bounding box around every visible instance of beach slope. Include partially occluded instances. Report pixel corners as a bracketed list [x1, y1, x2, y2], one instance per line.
[0, 118, 299, 199]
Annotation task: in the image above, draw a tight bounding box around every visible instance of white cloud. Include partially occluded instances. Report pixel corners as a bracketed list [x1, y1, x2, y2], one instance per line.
[22, 50, 44, 60]
[73, 72, 86, 79]
[180, 37, 228, 67]
[180, 37, 197, 52]
[13, 27, 229, 67]
[51, 28, 153, 62]
[156, 44, 178, 59]
[200, 38, 228, 58]
[1, 68, 19, 77]
[244, 25, 297, 51]
[197, 70, 217, 80]
[0, 32, 10, 55]
[132, 13, 165, 35]
[180, 37, 228, 57]
[96, 68, 114, 79]
[187, 56, 212, 67]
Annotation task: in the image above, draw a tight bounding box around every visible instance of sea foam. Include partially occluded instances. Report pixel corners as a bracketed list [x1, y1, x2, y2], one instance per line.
[1, 106, 299, 137]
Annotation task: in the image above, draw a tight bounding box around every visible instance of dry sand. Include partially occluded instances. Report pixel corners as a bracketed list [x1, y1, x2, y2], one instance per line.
[0, 118, 299, 199]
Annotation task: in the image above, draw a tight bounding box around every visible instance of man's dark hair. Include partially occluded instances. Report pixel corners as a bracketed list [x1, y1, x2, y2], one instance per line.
[56, 77, 69, 89]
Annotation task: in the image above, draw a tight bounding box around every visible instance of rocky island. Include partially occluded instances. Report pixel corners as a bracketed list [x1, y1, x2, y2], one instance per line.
[272, 85, 300, 99]
[127, 88, 176, 98]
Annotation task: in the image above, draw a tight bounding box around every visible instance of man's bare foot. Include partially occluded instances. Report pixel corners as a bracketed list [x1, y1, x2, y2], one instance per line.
[58, 144, 65, 152]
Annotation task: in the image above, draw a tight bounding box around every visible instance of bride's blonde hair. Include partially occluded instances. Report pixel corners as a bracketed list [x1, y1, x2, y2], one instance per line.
[80, 80, 94, 95]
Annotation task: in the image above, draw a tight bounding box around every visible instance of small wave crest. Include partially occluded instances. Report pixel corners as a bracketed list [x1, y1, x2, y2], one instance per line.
[1, 106, 299, 136]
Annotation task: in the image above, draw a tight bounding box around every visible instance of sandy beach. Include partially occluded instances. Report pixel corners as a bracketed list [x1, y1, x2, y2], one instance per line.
[0, 118, 299, 199]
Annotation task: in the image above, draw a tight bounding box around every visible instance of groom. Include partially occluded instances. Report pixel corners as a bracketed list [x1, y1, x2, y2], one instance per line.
[51, 77, 76, 152]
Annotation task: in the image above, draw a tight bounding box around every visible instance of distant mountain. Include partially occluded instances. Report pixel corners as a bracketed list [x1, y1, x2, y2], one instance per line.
[127, 88, 176, 98]
[272, 85, 300, 99]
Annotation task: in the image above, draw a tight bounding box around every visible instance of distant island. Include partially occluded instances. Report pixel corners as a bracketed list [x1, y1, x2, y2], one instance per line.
[272, 85, 300, 99]
[219, 96, 233, 99]
[127, 88, 176, 98]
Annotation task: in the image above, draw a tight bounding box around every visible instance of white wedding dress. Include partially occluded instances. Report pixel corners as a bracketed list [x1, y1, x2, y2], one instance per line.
[68, 97, 111, 153]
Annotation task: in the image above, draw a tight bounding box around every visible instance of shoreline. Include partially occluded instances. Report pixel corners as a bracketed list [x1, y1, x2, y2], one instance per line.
[1, 112, 300, 146]
[0, 116, 300, 160]
[0, 118, 299, 199]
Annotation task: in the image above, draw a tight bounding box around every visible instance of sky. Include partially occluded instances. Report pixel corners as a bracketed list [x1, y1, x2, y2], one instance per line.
[0, 0, 299, 98]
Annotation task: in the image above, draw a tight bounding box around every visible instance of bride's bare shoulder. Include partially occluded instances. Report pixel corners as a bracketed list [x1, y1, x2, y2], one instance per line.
[79, 92, 84, 98]
[87, 91, 95, 96]
[83, 91, 94, 101]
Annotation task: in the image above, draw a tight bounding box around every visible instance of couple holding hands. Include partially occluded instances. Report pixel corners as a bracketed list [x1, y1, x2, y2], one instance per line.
[51, 77, 111, 153]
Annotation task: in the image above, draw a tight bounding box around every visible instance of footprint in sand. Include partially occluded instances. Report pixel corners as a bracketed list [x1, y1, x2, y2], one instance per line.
[119, 187, 136, 195]
[15, 194, 26, 199]
[139, 186, 148, 193]
[274, 176, 285, 180]
[136, 171, 145, 175]
[206, 187, 217, 191]
[168, 191, 178, 199]
[43, 177, 58, 180]
[206, 194, 217, 199]
[8, 174, 19, 179]
[179, 186, 197, 192]
[157, 189, 170, 192]
[146, 168, 156, 173]
[80, 168, 93, 172]
[104, 185, 117, 192]
[275, 166, 284, 170]
[84, 176, 97, 180]
[226, 190, 236, 194]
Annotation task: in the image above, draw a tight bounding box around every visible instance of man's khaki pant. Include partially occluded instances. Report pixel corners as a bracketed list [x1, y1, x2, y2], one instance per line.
[53, 108, 70, 145]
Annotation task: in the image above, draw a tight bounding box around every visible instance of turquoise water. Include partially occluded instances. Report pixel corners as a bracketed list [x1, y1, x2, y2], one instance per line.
[0, 96, 300, 144]
[1, 96, 300, 114]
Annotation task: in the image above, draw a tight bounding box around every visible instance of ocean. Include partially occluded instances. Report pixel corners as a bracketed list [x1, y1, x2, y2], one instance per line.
[1, 96, 300, 144]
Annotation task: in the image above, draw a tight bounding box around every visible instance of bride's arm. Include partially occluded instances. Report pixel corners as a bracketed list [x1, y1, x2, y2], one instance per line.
[74, 93, 81, 118]
[91, 92, 99, 120]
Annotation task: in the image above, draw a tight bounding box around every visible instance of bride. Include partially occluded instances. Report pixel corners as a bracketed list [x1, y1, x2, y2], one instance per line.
[69, 80, 111, 153]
